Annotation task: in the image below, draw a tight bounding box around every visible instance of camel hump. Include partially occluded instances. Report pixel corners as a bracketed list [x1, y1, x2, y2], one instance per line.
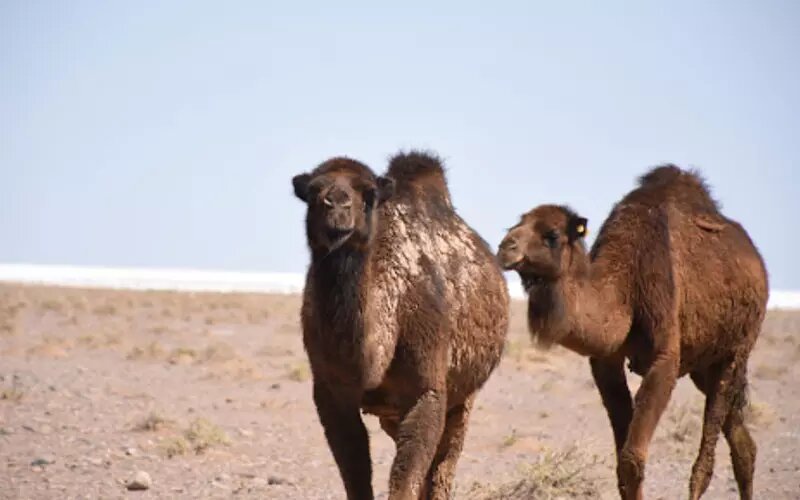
[385, 151, 451, 204]
[638, 164, 720, 215]
[638, 164, 684, 187]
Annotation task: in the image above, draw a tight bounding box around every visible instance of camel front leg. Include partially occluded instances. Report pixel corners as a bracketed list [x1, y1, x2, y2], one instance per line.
[313, 382, 374, 500]
[388, 389, 446, 500]
[618, 351, 679, 500]
[590, 355, 634, 455]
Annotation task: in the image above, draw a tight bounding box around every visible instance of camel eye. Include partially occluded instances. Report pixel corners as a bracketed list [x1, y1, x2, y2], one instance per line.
[544, 230, 559, 248]
[363, 188, 376, 209]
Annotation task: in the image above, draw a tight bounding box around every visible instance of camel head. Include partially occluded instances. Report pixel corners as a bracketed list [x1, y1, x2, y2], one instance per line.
[497, 205, 589, 292]
[293, 158, 395, 255]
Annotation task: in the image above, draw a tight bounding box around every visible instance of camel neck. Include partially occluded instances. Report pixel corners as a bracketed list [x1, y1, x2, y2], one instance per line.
[530, 266, 630, 358]
[311, 246, 370, 341]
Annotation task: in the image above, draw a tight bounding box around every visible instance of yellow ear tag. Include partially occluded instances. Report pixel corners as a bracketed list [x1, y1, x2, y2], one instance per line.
[576, 224, 586, 236]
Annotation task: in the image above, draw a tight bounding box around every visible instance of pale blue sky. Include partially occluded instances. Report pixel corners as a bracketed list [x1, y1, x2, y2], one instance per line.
[2, 1, 798, 287]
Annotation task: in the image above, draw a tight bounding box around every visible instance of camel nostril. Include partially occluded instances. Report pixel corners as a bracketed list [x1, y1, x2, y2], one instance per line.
[340, 199, 352, 209]
[500, 239, 517, 251]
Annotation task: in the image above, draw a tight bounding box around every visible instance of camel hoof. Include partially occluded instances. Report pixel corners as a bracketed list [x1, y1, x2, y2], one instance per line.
[617, 449, 644, 499]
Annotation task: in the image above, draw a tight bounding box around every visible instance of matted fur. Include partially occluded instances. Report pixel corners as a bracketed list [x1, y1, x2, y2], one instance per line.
[295, 151, 509, 500]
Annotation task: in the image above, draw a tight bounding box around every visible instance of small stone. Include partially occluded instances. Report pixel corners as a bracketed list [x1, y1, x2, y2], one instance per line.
[31, 457, 54, 467]
[237, 428, 253, 438]
[211, 480, 228, 489]
[124, 447, 138, 456]
[216, 473, 231, 482]
[126, 471, 152, 491]
[267, 475, 289, 485]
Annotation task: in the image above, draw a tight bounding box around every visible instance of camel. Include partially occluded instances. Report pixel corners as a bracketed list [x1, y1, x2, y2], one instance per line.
[292, 151, 509, 500]
[496, 165, 768, 500]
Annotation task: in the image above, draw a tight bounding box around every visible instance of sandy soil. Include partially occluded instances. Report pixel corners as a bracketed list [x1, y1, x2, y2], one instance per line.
[0, 283, 798, 499]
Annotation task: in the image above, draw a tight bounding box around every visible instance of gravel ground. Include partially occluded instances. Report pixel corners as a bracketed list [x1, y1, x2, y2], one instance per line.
[1, 284, 798, 499]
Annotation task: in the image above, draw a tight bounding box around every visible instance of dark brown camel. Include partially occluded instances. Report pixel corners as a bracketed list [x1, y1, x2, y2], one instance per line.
[292, 152, 509, 500]
[497, 166, 768, 500]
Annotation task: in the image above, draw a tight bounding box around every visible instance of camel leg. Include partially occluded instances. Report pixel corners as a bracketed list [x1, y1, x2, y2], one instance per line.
[690, 358, 756, 500]
[687, 361, 735, 499]
[388, 390, 447, 500]
[723, 401, 756, 499]
[590, 356, 634, 455]
[313, 382, 374, 500]
[421, 395, 475, 500]
[618, 351, 679, 500]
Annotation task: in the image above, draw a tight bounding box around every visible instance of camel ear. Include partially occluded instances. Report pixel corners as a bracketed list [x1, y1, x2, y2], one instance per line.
[292, 173, 312, 202]
[376, 176, 395, 204]
[568, 216, 589, 242]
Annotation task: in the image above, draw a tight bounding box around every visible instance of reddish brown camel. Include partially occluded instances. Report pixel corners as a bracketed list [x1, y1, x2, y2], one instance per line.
[292, 151, 509, 500]
[497, 166, 768, 500]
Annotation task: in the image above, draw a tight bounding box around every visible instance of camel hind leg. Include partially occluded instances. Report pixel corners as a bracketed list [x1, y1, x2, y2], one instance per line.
[688, 356, 752, 500]
[420, 395, 475, 500]
[388, 389, 447, 500]
[722, 399, 756, 500]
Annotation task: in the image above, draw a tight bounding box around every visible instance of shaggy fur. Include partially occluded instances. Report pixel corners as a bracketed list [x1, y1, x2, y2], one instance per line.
[293, 151, 509, 500]
[497, 165, 768, 500]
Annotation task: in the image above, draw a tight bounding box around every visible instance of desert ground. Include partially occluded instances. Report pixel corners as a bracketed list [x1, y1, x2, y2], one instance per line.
[0, 283, 798, 499]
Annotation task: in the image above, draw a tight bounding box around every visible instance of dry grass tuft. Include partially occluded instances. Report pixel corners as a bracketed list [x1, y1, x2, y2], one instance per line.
[504, 338, 551, 365]
[538, 378, 558, 393]
[744, 400, 776, 428]
[257, 344, 295, 358]
[660, 400, 702, 448]
[184, 418, 231, 452]
[286, 362, 311, 382]
[753, 364, 788, 381]
[26, 336, 73, 358]
[92, 303, 118, 316]
[161, 435, 193, 458]
[201, 342, 238, 363]
[127, 341, 167, 361]
[0, 320, 15, 336]
[167, 347, 197, 365]
[501, 429, 519, 449]
[1, 386, 24, 402]
[39, 298, 65, 313]
[77, 331, 124, 349]
[161, 418, 231, 457]
[148, 325, 170, 335]
[133, 411, 174, 432]
[467, 446, 602, 499]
